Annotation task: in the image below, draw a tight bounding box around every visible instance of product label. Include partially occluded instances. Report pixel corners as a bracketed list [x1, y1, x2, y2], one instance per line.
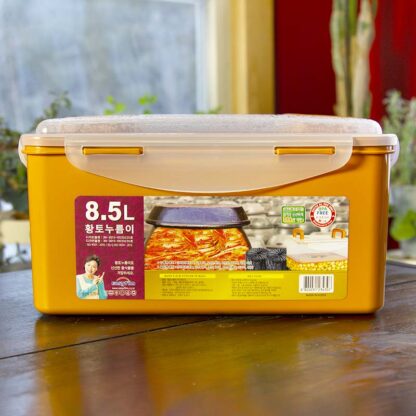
[75, 196, 349, 300]
[75, 197, 144, 299]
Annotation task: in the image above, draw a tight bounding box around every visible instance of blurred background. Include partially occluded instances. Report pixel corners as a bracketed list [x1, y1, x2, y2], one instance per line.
[0, 0, 415, 270]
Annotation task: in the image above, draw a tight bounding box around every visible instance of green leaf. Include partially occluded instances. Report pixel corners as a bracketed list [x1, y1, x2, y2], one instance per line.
[16, 163, 27, 184]
[114, 103, 126, 113]
[104, 96, 126, 115]
[390, 210, 416, 241]
[0, 92, 72, 215]
[138, 95, 157, 106]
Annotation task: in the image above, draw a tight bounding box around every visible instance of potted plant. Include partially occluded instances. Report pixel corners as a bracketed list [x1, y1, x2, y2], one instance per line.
[383, 90, 416, 257]
[0, 93, 71, 264]
[0, 118, 29, 252]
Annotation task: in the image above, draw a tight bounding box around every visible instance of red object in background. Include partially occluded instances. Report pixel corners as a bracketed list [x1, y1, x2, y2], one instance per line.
[274, 0, 335, 115]
[388, 217, 400, 250]
[275, 0, 416, 121]
[370, 0, 416, 120]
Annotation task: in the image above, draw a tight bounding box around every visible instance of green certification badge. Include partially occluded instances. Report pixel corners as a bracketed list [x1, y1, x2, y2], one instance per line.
[282, 206, 305, 224]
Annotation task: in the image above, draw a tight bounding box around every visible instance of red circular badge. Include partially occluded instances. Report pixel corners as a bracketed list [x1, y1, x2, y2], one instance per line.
[310, 202, 336, 227]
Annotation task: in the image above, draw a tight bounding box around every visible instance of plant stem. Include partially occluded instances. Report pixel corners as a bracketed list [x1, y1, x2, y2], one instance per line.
[344, 0, 353, 116]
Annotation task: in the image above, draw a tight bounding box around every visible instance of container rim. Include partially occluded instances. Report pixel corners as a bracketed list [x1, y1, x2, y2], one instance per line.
[19, 132, 398, 148]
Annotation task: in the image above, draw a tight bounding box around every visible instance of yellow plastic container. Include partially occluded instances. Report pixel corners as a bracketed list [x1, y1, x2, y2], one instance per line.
[19, 115, 398, 314]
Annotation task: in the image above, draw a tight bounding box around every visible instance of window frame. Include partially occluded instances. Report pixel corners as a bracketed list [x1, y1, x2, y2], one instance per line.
[206, 0, 275, 114]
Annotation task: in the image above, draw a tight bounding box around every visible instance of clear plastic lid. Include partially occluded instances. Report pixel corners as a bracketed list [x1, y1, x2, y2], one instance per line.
[35, 114, 383, 135]
[19, 114, 398, 193]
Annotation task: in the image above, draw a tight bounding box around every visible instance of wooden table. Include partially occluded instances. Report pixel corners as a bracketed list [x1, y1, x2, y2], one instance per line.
[1, 265, 416, 416]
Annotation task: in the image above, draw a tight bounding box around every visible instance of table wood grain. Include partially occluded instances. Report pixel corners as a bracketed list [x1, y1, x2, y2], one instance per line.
[1, 265, 416, 416]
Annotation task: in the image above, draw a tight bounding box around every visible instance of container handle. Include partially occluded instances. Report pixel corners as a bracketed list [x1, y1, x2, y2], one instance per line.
[292, 228, 305, 240]
[274, 146, 335, 155]
[82, 147, 143, 156]
[331, 228, 347, 239]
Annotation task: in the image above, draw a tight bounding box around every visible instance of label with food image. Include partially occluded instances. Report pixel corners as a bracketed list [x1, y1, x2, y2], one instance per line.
[75, 195, 349, 300]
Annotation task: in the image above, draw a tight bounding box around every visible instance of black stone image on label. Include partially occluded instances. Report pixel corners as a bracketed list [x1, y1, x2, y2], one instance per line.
[246, 248, 287, 271]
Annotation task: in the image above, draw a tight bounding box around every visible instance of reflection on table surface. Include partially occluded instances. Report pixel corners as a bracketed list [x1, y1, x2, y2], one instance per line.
[1, 266, 416, 415]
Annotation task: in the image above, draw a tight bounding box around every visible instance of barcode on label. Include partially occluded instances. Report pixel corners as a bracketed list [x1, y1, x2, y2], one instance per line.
[299, 274, 334, 293]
